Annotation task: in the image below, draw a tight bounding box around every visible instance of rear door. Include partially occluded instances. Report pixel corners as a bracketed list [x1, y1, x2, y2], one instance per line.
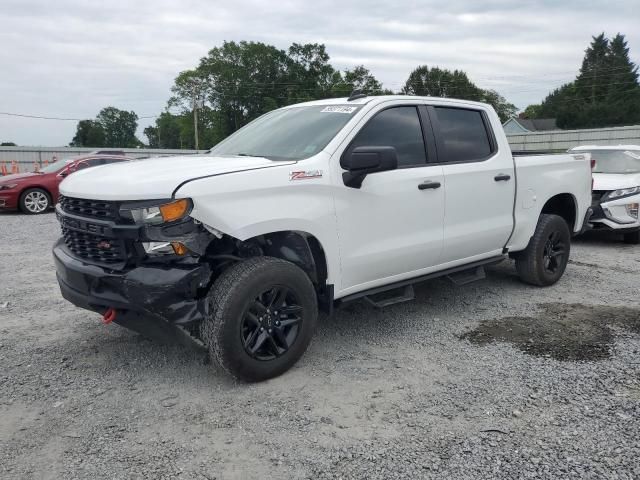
[333, 104, 445, 294]
[427, 105, 515, 263]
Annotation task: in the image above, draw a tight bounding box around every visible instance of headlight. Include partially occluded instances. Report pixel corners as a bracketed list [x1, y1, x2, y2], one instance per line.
[605, 186, 640, 200]
[0, 183, 18, 191]
[124, 198, 192, 225]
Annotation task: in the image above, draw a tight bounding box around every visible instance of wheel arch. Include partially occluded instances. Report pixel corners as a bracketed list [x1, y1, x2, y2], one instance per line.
[248, 230, 329, 287]
[539, 193, 578, 231]
[19, 185, 53, 201]
[216, 229, 333, 313]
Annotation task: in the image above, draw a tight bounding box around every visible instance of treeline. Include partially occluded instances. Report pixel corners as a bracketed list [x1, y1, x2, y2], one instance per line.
[523, 33, 640, 128]
[70, 41, 516, 149]
[146, 41, 515, 149]
[69, 34, 640, 149]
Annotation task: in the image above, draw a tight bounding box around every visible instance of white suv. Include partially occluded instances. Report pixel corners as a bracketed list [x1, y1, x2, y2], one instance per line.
[570, 145, 640, 244]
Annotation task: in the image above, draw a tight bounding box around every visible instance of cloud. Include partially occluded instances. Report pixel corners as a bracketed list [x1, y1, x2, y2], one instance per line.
[1, 0, 638, 145]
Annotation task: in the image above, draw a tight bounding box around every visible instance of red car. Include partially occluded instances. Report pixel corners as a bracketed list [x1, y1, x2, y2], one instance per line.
[0, 154, 132, 214]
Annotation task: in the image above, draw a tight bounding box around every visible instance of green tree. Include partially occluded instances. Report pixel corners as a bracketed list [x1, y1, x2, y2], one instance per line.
[144, 112, 183, 148]
[168, 41, 389, 146]
[331, 65, 391, 97]
[401, 65, 516, 121]
[96, 107, 140, 147]
[287, 43, 338, 101]
[70, 119, 105, 147]
[521, 104, 543, 119]
[575, 33, 611, 104]
[480, 89, 517, 122]
[402, 66, 484, 100]
[530, 33, 640, 128]
[1, 142, 17, 146]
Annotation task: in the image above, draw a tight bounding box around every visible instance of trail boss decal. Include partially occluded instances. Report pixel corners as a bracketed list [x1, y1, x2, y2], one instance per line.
[290, 170, 323, 181]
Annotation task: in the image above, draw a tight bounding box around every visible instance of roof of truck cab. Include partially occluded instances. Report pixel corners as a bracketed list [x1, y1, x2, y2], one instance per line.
[571, 145, 640, 151]
[287, 95, 491, 109]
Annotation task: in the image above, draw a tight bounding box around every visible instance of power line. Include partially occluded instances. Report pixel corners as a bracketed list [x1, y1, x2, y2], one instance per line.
[2, 76, 639, 122]
[0, 111, 160, 121]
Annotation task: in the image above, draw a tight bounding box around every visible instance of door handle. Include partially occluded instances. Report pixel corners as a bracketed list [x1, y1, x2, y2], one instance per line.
[418, 180, 441, 190]
[494, 174, 511, 181]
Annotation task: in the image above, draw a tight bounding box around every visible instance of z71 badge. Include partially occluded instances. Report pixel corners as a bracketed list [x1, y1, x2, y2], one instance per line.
[290, 170, 323, 181]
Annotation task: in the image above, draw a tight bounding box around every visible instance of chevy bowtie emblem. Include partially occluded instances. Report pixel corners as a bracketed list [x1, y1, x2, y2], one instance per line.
[290, 170, 323, 181]
[96, 240, 112, 250]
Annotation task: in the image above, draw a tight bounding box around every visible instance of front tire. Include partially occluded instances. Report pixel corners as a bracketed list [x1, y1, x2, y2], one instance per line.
[515, 214, 571, 286]
[19, 188, 51, 214]
[623, 231, 640, 245]
[201, 256, 318, 382]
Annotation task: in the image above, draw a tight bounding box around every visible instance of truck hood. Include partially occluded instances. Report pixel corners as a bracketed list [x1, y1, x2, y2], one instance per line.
[60, 155, 295, 200]
[592, 172, 640, 191]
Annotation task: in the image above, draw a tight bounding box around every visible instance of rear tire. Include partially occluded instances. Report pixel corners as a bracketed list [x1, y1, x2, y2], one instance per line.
[623, 231, 640, 245]
[19, 188, 51, 214]
[515, 214, 571, 286]
[201, 256, 318, 382]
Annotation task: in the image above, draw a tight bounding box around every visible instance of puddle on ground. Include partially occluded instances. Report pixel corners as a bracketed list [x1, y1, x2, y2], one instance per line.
[462, 303, 640, 361]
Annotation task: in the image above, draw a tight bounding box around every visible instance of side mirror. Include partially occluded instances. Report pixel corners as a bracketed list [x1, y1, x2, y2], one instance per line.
[341, 146, 398, 188]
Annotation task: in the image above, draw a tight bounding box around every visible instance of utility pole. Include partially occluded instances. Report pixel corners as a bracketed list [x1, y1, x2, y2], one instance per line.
[193, 92, 199, 151]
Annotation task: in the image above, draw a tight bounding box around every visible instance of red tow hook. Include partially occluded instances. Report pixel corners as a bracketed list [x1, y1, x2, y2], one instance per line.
[102, 308, 117, 324]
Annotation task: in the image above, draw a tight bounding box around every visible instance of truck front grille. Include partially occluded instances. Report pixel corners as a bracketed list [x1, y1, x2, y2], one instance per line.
[58, 195, 120, 221]
[61, 226, 127, 264]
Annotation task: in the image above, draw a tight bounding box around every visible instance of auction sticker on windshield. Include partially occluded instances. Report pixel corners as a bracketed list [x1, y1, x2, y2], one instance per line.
[321, 106, 358, 114]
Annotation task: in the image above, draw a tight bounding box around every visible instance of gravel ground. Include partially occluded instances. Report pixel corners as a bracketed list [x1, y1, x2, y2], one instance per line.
[1, 211, 639, 480]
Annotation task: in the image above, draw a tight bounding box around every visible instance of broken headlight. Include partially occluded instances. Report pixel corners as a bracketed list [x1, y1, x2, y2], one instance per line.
[122, 198, 192, 225]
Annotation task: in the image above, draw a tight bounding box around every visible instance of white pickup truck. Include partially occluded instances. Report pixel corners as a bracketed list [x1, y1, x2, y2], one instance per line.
[53, 95, 592, 381]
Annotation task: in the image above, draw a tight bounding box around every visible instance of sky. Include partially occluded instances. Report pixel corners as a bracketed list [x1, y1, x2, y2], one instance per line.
[1, 0, 638, 146]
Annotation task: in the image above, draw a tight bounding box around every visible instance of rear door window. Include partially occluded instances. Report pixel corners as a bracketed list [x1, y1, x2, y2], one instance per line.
[432, 107, 494, 163]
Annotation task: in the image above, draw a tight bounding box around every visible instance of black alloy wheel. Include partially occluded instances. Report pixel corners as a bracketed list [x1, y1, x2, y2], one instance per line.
[542, 230, 567, 274]
[241, 286, 303, 361]
[515, 214, 571, 286]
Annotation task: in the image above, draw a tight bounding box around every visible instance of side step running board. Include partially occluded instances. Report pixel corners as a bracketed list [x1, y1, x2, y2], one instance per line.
[338, 255, 505, 307]
[447, 266, 486, 286]
[364, 285, 415, 309]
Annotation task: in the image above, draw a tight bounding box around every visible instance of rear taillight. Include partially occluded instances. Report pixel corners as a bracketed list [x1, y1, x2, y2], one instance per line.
[591, 158, 596, 169]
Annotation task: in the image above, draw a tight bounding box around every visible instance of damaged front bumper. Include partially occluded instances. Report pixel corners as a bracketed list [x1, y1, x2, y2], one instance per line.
[53, 238, 211, 347]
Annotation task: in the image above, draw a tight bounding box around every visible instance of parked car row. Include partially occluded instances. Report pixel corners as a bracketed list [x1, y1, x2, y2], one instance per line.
[0, 152, 134, 214]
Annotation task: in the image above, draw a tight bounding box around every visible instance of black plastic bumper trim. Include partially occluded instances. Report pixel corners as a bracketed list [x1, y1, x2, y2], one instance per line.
[53, 239, 211, 343]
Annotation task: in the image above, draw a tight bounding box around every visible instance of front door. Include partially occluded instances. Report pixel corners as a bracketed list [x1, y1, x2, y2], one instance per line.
[333, 105, 445, 295]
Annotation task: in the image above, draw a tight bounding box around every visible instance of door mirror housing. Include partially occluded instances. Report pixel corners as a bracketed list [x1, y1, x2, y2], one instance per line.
[341, 146, 399, 188]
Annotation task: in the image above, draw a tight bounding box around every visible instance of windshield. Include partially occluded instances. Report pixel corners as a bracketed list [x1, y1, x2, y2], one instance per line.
[209, 105, 361, 160]
[39, 158, 73, 174]
[575, 149, 640, 174]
